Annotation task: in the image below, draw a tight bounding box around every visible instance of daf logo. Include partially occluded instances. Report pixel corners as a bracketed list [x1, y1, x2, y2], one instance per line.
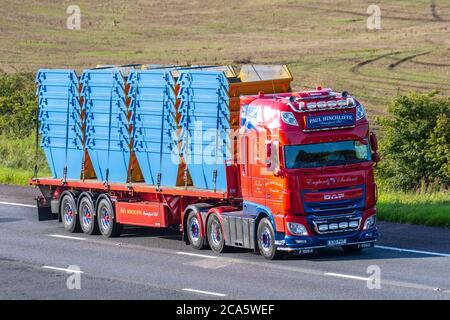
[324, 193, 345, 200]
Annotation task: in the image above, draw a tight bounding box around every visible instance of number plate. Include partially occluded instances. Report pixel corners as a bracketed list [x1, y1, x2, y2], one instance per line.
[327, 239, 347, 247]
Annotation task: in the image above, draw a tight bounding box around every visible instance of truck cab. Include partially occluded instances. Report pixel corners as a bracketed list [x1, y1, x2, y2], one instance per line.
[237, 88, 379, 259]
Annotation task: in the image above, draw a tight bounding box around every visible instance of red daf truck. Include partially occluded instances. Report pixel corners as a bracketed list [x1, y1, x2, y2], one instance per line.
[31, 85, 379, 260]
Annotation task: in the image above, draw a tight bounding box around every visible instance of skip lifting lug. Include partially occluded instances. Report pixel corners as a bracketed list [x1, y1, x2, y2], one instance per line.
[213, 169, 217, 192]
[156, 172, 162, 192]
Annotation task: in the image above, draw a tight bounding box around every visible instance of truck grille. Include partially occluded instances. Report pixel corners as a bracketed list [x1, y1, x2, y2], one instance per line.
[302, 185, 365, 216]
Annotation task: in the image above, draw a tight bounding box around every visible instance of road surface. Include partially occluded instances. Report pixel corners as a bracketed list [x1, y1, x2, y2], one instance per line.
[0, 184, 449, 299]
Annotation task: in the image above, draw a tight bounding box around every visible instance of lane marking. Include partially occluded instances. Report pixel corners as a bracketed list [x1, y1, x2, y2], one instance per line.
[0, 201, 35, 208]
[182, 288, 227, 297]
[42, 266, 84, 274]
[184, 257, 237, 269]
[375, 245, 450, 257]
[48, 234, 86, 241]
[176, 251, 217, 259]
[324, 272, 370, 281]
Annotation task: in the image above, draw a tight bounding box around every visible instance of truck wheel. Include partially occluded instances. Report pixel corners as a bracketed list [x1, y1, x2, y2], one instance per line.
[257, 218, 281, 260]
[60, 194, 81, 233]
[78, 196, 99, 235]
[97, 198, 122, 238]
[187, 211, 204, 250]
[207, 214, 226, 254]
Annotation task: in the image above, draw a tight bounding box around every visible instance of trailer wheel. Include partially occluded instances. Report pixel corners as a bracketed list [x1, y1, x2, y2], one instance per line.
[186, 211, 204, 250]
[97, 198, 122, 238]
[60, 194, 81, 233]
[257, 218, 281, 260]
[207, 214, 226, 254]
[78, 196, 99, 235]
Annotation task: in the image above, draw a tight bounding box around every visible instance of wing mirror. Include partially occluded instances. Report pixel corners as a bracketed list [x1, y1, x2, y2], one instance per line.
[372, 152, 380, 164]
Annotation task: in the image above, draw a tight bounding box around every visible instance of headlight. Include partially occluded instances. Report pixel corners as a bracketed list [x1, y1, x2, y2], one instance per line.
[287, 222, 308, 236]
[356, 104, 366, 121]
[363, 215, 376, 230]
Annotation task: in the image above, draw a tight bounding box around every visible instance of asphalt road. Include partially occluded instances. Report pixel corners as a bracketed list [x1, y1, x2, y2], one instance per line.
[0, 184, 449, 300]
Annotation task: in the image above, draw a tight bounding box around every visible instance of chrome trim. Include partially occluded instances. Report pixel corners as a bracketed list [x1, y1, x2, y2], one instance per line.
[296, 105, 355, 113]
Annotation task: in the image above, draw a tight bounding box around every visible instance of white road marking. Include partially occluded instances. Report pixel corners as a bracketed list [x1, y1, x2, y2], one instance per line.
[42, 266, 84, 274]
[184, 257, 237, 269]
[48, 234, 86, 241]
[182, 288, 227, 297]
[0, 201, 35, 208]
[324, 272, 370, 281]
[375, 245, 450, 257]
[176, 251, 217, 259]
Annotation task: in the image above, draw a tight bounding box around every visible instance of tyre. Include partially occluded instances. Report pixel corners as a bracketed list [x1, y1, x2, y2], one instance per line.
[60, 193, 81, 233]
[96, 198, 122, 238]
[78, 196, 99, 235]
[257, 217, 281, 260]
[342, 245, 364, 253]
[186, 211, 205, 250]
[207, 214, 226, 254]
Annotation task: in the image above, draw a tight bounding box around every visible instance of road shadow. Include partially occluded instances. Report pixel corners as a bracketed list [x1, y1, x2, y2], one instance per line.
[120, 225, 182, 241]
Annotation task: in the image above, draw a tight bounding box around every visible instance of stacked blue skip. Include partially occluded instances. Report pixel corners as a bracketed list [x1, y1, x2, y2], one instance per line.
[36, 69, 83, 179]
[178, 71, 231, 191]
[80, 69, 130, 183]
[128, 69, 180, 186]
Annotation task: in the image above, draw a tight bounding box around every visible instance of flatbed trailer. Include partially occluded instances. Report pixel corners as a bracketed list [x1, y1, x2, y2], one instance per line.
[30, 175, 248, 249]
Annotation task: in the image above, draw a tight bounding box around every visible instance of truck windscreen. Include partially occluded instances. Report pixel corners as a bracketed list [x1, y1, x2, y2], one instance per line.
[284, 139, 371, 169]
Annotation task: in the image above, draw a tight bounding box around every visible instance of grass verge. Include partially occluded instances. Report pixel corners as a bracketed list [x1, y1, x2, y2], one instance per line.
[377, 190, 450, 228]
[0, 167, 37, 185]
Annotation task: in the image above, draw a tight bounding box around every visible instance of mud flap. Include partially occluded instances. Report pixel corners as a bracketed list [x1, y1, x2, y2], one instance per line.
[37, 196, 58, 221]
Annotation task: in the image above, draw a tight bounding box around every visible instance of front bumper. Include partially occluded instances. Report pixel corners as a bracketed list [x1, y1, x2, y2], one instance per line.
[275, 218, 378, 254]
[277, 238, 376, 255]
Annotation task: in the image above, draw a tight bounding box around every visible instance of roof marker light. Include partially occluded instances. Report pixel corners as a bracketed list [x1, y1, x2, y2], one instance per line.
[337, 99, 347, 107]
[281, 112, 299, 126]
[308, 102, 317, 109]
[317, 101, 327, 108]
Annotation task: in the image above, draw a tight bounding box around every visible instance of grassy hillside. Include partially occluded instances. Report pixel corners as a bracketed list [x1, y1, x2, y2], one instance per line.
[1, 0, 449, 123]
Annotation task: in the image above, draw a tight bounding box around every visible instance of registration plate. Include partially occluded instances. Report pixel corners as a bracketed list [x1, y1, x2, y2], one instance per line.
[327, 239, 347, 247]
